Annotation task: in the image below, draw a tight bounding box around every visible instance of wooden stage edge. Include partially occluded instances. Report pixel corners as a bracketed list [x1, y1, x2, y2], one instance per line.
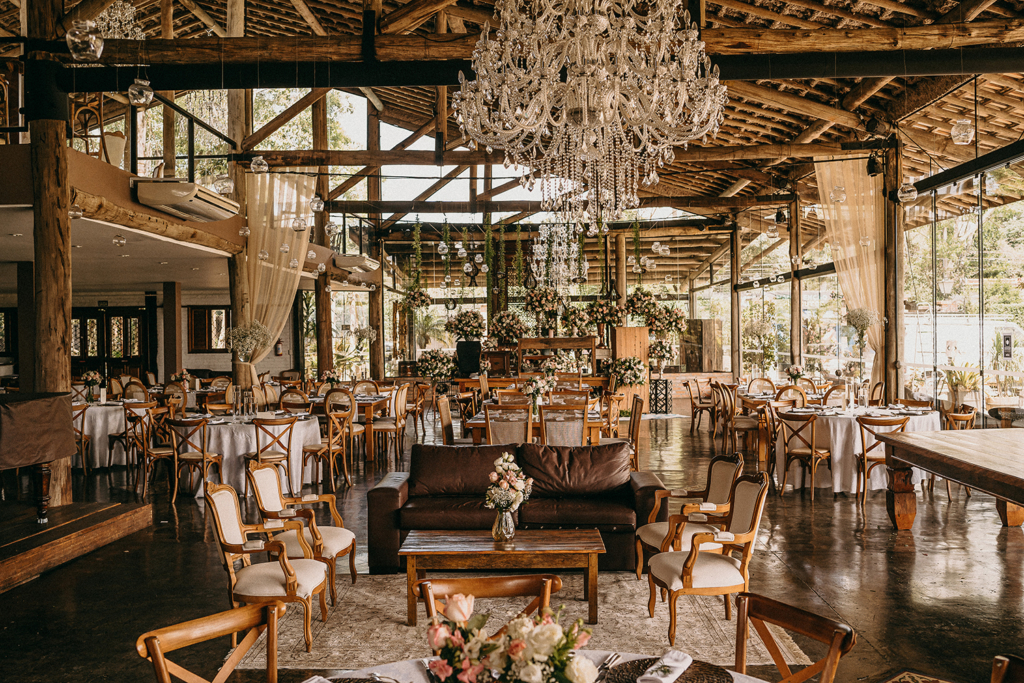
[0, 501, 153, 593]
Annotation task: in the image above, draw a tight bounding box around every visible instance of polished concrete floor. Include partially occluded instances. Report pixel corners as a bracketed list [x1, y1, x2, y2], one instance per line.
[1, 411, 1021, 683]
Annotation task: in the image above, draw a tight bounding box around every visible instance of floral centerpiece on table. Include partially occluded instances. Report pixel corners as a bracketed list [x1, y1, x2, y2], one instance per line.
[609, 356, 647, 387]
[485, 452, 534, 541]
[479, 359, 492, 375]
[561, 306, 592, 335]
[786, 364, 804, 383]
[401, 288, 433, 311]
[426, 595, 503, 682]
[321, 368, 344, 387]
[521, 375, 557, 407]
[586, 299, 623, 327]
[419, 349, 457, 383]
[649, 340, 673, 362]
[524, 287, 560, 328]
[489, 310, 529, 348]
[227, 320, 273, 362]
[169, 369, 191, 384]
[445, 310, 487, 340]
[81, 370, 103, 402]
[540, 356, 561, 376]
[625, 286, 658, 323]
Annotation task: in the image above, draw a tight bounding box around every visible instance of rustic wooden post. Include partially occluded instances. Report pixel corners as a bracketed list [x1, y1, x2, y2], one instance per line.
[789, 199, 803, 367]
[17, 262, 36, 394]
[615, 233, 627, 309]
[730, 230, 741, 381]
[883, 143, 903, 403]
[367, 103, 386, 380]
[27, 0, 73, 506]
[688, 278, 697, 319]
[312, 95, 333, 376]
[163, 281, 182, 381]
[160, 0, 175, 177]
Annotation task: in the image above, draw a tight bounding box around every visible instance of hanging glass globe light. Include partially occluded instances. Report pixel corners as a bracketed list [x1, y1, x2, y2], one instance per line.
[212, 175, 234, 195]
[474, 253, 484, 264]
[453, 278, 461, 287]
[753, 280, 761, 288]
[463, 262, 474, 274]
[457, 248, 468, 259]
[481, 264, 490, 273]
[250, 156, 269, 173]
[325, 222, 339, 237]
[648, 261, 657, 270]
[279, 242, 290, 254]
[68, 204, 84, 219]
[652, 241, 661, 252]
[310, 195, 325, 212]
[66, 20, 104, 61]
[444, 274, 451, 282]
[627, 255, 636, 266]
[951, 119, 975, 145]
[289, 258, 299, 269]
[112, 234, 126, 247]
[859, 236, 872, 247]
[897, 182, 918, 203]
[307, 250, 316, 260]
[454, 241, 464, 250]
[316, 262, 326, 274]
[239, 225, 250, 237]
[791, 255, 801, 266]
[830, 186, 847, 203]
[440, 281, 448, 289]
[257, 249, 269, 261]
[291, 217, 307, 232]
[631, 264, 642, 273]
[369, 284, 377, 291]
[127, 79, 154, 107]
[438, 242, 449, 255]
[601, 224, 610, 234]
[766, 224, 779, 239]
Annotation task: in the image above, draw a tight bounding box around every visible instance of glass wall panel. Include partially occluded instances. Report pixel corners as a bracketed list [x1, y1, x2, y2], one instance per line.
[801, 272, 842, 379]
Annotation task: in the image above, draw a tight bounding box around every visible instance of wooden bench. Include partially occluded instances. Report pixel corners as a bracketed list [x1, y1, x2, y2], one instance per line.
[880, 430, 1024, 530]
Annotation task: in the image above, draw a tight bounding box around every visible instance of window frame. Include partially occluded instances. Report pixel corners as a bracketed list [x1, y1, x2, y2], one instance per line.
[187, 306, 231, 354]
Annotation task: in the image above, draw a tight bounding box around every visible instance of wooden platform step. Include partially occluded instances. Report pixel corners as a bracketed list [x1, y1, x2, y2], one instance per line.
[0, 501, 153, 593]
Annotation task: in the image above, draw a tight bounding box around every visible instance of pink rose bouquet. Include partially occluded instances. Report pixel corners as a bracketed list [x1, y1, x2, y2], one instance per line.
[426, 595, 503, 683]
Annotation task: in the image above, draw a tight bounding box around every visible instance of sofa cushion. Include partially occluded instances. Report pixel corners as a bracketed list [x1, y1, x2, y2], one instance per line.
[519, 497, 635, 529]
[400, 497, 512, 530]
[518, 443, 631, 497]
[408, 444, 511, 497]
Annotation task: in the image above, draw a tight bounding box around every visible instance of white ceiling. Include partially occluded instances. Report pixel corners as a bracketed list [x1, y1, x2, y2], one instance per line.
[0, 207, 230, 295]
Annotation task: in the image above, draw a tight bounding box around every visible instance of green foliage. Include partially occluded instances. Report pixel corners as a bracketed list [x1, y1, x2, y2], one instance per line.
[414, 309, 449, 349]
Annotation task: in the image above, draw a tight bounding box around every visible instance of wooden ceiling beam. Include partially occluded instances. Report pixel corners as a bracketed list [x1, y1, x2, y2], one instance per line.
[379, 0, 460, 34]
[242, 87, 331, 150]
[176, 0, 227, 37]
[288, 0, 328, 35]
[327, 194, 793, 214]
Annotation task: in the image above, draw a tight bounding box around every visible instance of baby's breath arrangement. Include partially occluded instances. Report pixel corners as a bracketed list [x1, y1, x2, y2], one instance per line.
[227, 321, 273, 362]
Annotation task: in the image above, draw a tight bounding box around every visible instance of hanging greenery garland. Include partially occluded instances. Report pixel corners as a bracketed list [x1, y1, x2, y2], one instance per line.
[514, 223, 524, 288]
[412, 219, 423, 290]
[498, 222, 507, 308]
[632, 220, 642, 286]
[484, 216, 494, 319]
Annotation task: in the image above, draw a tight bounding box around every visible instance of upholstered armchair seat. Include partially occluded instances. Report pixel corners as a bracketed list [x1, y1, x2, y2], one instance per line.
[277, 526, 356, 560]
[636, 521, 721, 551]
[233, 559, 328, 599]
[648, 551, 744, 591]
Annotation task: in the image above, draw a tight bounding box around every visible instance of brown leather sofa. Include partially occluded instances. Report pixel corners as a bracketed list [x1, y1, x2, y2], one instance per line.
[367, 442, 667, 574]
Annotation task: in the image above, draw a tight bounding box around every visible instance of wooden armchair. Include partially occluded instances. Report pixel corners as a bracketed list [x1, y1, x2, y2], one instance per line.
[735, 592, 856, 683]
[303, 392, 352, 488]
[635, 453, 743, 579]
[414, 575, 562, 640]
[205, 481, 329, 652]
[647, 473, 770, 644]
[993, 655, 1024, 683]
[747, 377, 775, 395]
[247, 462, 356, 606]
[438, 396, 474, 445]
[775, 385, 808, 407]
[136, 602, 286, 683]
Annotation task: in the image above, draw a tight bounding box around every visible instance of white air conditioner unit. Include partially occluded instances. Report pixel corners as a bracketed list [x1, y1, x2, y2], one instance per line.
[334, 254, 380, 273]
[133, 179, 239, 223]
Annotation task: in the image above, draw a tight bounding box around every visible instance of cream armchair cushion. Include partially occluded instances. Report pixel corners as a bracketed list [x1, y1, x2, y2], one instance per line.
[233, 559, 327, 599]
[648, 551, 744, 591]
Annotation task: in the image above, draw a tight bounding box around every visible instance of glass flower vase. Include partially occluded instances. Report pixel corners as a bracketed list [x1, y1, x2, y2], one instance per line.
[492, 509, 515, 543]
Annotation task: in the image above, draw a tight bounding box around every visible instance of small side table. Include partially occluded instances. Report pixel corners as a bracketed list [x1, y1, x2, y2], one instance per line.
[650, 378, 671, 414]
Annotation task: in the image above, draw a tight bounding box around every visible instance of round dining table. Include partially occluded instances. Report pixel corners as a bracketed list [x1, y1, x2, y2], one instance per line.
[774, 406, 940, 493]
[79, 402, 128, 469]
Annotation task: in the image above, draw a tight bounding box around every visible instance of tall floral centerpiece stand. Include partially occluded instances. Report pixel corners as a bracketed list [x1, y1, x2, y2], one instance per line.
[419, 349, 458, 420]
[484, 452, 533, 543]
[525, 287, 559, 337]
[445, 310, 487, 376]
[649, 340, 673, 379]
[587, 300, 622, 348]
[845, 308, 879, 385]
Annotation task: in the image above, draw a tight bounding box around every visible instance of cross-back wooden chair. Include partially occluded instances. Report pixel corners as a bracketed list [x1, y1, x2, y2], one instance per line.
[352, 380, 379, 396]
[549, 389, 590, 405]
[242, 416, 297, 497]
[303, 393, 352, 488]
[371, 383, 411, 466]
[247, 462, 357, 606]
[795, 377, 817, 397]
[778, 412, 831, 501]
[414, 575, 562, 641]
[438, 396, 474, 445]
[407, 382, 430, 438]
[124, 380, 150, 402]
[71, 383, 88, 403]
[854, 415, 908, 507]
[538, 405, 587, 446]
[602, 392, 626, 439]
[647, 472, 771, 643]
[868, 382, 885, 406]
[735, 592, 856, 683]
[169, 416, 223, 496]
[747, 377, 775, 395]
[685, 380, 715, 433]
[734, 397, 766, 457]
[763, 399, 795, 480]
[992, 655, 1024, 683]
[553, 373, 583, 390]
[933, 405, 977, 499]
[635, 453, 743, 579]
[602, 394, 644, 469]
[279, 388, 311, 414]
[821, 385, 847, 409]
[130, 406, 178, 500]
[897, 397, 932, 408]
[485, 404, 534, 445]
[136, 602, 287, 683]
[204, 481, 328, 653]
[71, 403, 91, 474]
[775, 385, 807, 408]
[496, 389, 531, 405]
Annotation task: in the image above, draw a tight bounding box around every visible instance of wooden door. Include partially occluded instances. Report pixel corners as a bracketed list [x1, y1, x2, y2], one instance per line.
[70, 307, 147, 381]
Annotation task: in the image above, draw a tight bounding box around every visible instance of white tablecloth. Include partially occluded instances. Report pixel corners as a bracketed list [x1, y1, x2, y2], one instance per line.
[200, 417, 323, 497]
[341, 652, 763, 683]
[80, 404, 127, 468]
[775, 407, 940, 493]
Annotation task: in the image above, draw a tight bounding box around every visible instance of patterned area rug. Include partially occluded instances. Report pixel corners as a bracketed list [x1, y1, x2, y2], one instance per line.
[879, 672, 958, 683]
[237, 572, 809, 671]
[642, 414, 686, 420]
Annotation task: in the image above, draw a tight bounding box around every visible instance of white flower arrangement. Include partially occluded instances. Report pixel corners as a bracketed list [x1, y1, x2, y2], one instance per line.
[560, 306, 592, 334]
[649, 339, 674, 361]
[169, 369, 190, 384]
[743, 317, 774, 339]
[521, 375, 557, 401]
[524, 287, 560, 318]
[445, 310, 486, 340]
[610, 356, 647, 387]
[489, 310, 529, 347]
[354, 326, 378, 345]
[845, 308, 880, 335]
[227, 320, 273, 362]
[479, 359, 492, 375]
[787, 364, 804, 381]
[485, 452, 533, 513]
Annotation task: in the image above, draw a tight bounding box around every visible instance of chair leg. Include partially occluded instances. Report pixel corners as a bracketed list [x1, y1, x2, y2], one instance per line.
[327, 560, 337, 605]
[647, 572, 657, 618]
[667, 591, 679, 645]
[349, 543, 357, 584]
[945, 479, 952, 501]
[809, 459, 817, 502]
[319, 587, 329, 622]
[724, 594, 732, 620]
[300, 596, 314, 652]
[635, 537, 644, 580]
[780, 457, 790, 496]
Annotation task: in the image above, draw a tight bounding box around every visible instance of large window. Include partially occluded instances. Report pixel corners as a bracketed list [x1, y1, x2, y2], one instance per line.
[188, 306, 230, 353]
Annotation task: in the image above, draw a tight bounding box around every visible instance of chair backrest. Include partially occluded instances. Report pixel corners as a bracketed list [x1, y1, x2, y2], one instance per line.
[109, 377, 124, 398]
[735, 592, 856, 683]
[325, 388, 355, 420]
[478, 374, 490, 401]
[145, 371, 157, 387]
[315, 381, 331, 396]
[71, 383, 87, 402]
[279, 388, 310, 414]
[252, 417, 297, 455]
[993, 655, 1024, 683]
[205, 481, 248, 551]
[539, 406, 587, 446]
[210, 376, 232, 390]
[549, 389, 589, 405]
[855, 416, 908, 459]
[796, 377, 816, 395]
[627, 393, 644, 447]
[137, 602, 285, 683]
[206, 402, 234, 416]
[168, 417, 209, 457]
[897, 397, 932, 408]
[779, 412, 819, 453]
[775, 385, 807, 408]
[438, 396, 457, 445]
[247, 461, 288, 513]
[553, 374, 583, 390]
[870, 382, 885, 403]
[120, 374, 134, 386]
[942, 405, 976, 430]
[821, 386, 847, 409]
[388, 384, 410, 418]
[124, 380, 150, 402]
[726, 472, 770, 539]
[485, 404, 533, 444]
[748, 377, 776, 395]
[415, 575, 562, 640]
[280, 370, 301, 381]
[706, 453, 745, 504]
[71, 403, 88, 437]
[353, 380, 379, 396]
[496, 390, 530, 405]
[164, 382, 187, 399]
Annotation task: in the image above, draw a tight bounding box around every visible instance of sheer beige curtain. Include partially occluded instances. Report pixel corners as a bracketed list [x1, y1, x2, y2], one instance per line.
[241, 167, 317, 383]
[814, 158, 885, 386]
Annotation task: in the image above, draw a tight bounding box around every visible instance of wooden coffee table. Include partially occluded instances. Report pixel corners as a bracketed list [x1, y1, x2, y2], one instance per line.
[398, 529, 606, 626]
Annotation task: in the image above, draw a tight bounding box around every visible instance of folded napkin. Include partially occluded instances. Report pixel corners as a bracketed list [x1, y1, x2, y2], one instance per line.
[638, 651, 694, 683]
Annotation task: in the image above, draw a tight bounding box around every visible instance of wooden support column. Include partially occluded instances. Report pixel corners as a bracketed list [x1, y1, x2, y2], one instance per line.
[615, 233, 627, 308]
[367, 104, 385, 380]
[162, 281, 182, 382]
[789, 200, 803, 367]
[28, 0, 72, 508]
[228, 253, 250, 386]
[730, 232, 741, 381]
[17, 262, 35, 393]
[688, 279, 697, 319]
[883, 144, 903, 403]
[160, 0, 175, 177]
[312, 95, 333, 375]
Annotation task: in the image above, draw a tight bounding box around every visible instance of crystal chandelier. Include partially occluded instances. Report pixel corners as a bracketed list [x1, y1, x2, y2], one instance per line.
[453, 0, 728, 229]
[530, 224, 584, 289]
[95, 0, 146, 40]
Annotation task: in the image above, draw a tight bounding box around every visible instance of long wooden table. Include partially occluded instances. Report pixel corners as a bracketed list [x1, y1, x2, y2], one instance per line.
[398, 529, 606, 626]
[880, 430, 1024, 530]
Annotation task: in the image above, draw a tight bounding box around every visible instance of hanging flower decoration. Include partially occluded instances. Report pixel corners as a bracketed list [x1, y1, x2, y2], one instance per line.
[561, 306, 593, 334]
[587, 299, 623, 326]
[646, 304, 688, 338]
[524, 287, 560, 319]
[227, 320, 274, 362]
[418, 349, 458, 382]
[625, 286, 658, 322]
[649, 340, 674, 361]
[845, 307, 880, 346]
[401, 288, 433, 311]
[444, 310, 486, 340]
[489, 310, 529, 347]
[610, 356, 647, 387]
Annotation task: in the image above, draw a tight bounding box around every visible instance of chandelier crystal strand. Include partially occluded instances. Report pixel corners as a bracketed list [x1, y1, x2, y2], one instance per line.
[454, 1, 727, 226]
